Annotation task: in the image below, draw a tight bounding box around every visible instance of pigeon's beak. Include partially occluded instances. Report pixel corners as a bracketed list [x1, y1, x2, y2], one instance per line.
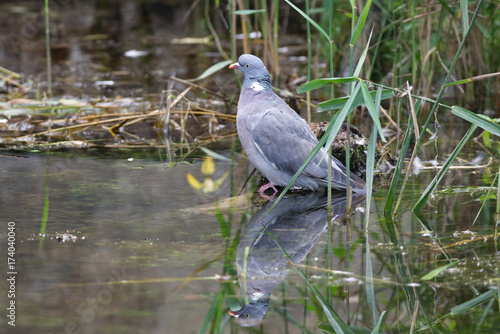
[228, 310, 239, 317]
[229, 62, 240, 69]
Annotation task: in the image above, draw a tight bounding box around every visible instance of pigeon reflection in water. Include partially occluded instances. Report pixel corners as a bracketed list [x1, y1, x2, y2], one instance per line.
[229, 192, 365, 326]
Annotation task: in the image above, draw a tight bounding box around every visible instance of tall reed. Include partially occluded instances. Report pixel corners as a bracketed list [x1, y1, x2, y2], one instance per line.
[44, 0, 52, 97]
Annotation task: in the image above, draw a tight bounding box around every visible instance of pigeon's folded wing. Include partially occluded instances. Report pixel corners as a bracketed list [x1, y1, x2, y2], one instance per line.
[251, 108, 337, 180]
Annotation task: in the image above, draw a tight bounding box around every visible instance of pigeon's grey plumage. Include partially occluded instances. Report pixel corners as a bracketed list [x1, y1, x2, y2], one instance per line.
[229, 191, 365, 326]
[230, 54, 366, 194]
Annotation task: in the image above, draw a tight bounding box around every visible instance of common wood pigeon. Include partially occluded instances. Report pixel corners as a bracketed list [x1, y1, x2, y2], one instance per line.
[230, 54, 366, 196]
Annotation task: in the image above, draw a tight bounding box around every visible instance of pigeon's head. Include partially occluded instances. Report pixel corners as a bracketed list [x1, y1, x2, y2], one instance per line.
[229, 303, 269, 327]
[229, 54, 271, 92]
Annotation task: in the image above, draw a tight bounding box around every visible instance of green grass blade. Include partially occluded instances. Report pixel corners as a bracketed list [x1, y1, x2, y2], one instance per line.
[460, 0, 470, 33]
[474, 19, 491, 38]
[350, 0, 372, 47]
[364, 88, 381, 229]
[413, 124, 479, 212]
[319, 89, 393, 111]
[44, 0, 52, 97]
[297, 268, 354, 333]
[420, 260, 459, 280]
[40, 161, 50, 234]
[197, 290, 223, 334]
[384, 101, 421, 214]
[297, 77, 358, 93]
[215, 200, 230, 240]
[365, 90, 381, 327]
[353, 29, 373, 78]
[39, 160, 50, 251]
[451, 106, 500, 137]
[369, 310, 386, 334]
[473, 172, 499, 225]
[451, 290, 497, 315]
[284, 0, 330, 41]
[443, 78, 472, 87]
[365, 234, 377, 325]
[474, 298, 496, 334]
[242, 246, 250, 305]
[360, 81, 386, 142]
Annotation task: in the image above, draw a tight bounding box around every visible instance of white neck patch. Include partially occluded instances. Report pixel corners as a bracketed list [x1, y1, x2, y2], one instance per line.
[250, 81, 265, 92]
[249, 291, 265, 301]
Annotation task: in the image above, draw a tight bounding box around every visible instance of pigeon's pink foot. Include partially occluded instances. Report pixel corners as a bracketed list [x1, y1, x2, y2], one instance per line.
[258, 182, 278, 195]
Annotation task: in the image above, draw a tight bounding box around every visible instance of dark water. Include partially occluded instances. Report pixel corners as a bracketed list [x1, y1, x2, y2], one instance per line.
[0, 0, 225, 98]
[1, 1, 499, 333]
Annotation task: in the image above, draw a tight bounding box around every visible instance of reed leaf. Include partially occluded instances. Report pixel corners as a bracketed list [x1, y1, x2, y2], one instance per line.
[297, 77, 358, 93]
[451, 290, 497, 315]
[302, 277, 355, 334]
[353, 29, 373, 78]
[39, 160, 50, 250]
[365, 233, 378, 325]
[350, 0, 373, 47]
[44, 0, 52, 97]
[215, 200, 230, 240]
[420, 260, 459, 280]
[364, 88, 382, 229]
[197, 290, 223, 334]
[319, 89, 393, 111]
[451, 106, 500, 137]
[370, 311, 386, 334]
[360, 81, 386, 142]
[472, 172, 499, 225]
[413, 124, 479, 212]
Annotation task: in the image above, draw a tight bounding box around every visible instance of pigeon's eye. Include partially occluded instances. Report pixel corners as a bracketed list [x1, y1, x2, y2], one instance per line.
[245, 314, 250, 318]
[245, 64, 250, 68]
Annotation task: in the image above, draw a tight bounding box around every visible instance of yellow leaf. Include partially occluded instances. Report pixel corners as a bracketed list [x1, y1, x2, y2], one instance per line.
[214, 171, 229, 190]
[201, 157, 215, 175]
[186, 172, 203, 190]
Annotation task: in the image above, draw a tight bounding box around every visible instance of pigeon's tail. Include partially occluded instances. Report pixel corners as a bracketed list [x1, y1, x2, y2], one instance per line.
[317, 157, 367, 193]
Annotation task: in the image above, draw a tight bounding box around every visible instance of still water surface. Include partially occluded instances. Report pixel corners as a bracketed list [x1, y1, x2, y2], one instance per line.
[1, 143, 498, 333]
